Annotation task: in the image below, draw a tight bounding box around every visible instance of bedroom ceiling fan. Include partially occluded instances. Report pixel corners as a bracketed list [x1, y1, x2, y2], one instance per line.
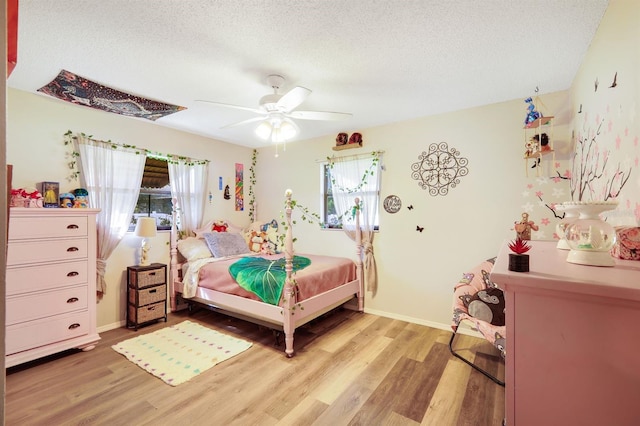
[197, 74, 352, 143]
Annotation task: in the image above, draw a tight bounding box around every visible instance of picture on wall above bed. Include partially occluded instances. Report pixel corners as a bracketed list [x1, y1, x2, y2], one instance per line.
[411, 142, 469, 196]
[38, 69, 186, 121]
[235, 163, 244, 211]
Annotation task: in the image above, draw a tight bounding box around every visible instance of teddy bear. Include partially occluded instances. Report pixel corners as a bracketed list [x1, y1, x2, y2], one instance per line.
[249, 230, 267, 252]
[212, 220, 228, 233]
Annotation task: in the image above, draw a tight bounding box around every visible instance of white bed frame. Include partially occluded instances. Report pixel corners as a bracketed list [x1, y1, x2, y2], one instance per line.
[169, 190, 364, 357]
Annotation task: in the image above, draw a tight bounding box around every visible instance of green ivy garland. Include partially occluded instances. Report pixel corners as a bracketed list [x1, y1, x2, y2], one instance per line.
[248, 149, 258, 222]
[326, 150, 381, 194]
[63, 130, 209, 182]
[275, 151, 380, 245]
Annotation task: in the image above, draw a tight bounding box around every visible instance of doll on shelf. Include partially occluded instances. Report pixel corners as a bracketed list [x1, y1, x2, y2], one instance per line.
[514, 212, 539, 240]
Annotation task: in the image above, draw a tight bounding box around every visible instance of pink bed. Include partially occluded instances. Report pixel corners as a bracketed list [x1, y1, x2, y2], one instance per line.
[187, 253, 357, 303]
[170, 191, 364, 357]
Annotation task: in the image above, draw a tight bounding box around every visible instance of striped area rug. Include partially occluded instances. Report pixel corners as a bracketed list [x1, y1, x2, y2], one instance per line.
[112, 320, 252, 386]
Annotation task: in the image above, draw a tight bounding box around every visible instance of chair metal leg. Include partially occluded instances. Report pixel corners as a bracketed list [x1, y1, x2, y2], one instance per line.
[449, 331, 505, 387]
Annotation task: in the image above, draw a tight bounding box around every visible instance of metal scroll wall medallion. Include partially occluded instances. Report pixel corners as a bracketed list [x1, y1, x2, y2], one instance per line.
[411, 142, 469, 196]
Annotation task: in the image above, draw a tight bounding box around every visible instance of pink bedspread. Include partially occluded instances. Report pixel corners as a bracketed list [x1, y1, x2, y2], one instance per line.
[194, 253, 357, 305]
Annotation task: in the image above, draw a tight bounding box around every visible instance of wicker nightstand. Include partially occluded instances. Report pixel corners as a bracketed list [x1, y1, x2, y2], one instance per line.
[127, 263, 167, 330]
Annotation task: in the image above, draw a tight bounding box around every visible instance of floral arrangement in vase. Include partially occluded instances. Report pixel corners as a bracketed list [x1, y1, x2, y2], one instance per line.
[508, 237, 531, 272]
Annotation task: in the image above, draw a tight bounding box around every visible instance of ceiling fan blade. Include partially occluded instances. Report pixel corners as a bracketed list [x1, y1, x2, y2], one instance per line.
[288, 110, 352, 121]
[277, 86, 311, 112]
[196, 99, 264, 115]
[220, 116, 265, 129]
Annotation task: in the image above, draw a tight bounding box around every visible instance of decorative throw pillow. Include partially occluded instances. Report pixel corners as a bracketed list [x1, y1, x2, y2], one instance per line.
[203, 232, 251, 257]
[467, 287, 505, 326]
[177, 237, 212, 262]
[261, 219, 281, 253]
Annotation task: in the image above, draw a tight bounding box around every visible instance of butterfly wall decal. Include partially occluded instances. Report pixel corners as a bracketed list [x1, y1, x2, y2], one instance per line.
[416, 225, 424, 232]
[407, 205, 414, 210]
[609, 72, 617, 88]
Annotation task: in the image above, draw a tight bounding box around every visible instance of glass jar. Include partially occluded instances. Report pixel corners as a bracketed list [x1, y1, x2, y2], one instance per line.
[555, 202, 579, 250]
[564, 201, 618, 266]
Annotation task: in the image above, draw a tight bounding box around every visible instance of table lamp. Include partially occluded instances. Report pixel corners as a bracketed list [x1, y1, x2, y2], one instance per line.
[134, 217, 157, 266]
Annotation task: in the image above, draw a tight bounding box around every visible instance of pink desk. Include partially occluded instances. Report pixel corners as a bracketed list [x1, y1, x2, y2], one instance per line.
[491, 240, 640, 426]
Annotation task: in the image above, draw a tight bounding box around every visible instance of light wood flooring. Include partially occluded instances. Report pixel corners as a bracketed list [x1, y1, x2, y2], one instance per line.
[5, 308, 505, 425]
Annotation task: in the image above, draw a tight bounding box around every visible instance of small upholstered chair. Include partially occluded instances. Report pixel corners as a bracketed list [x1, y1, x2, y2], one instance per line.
[450, 257, 505, 386]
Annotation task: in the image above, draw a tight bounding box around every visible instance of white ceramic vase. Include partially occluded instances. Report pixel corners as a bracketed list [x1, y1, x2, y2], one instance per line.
[564, 201, 618, 267]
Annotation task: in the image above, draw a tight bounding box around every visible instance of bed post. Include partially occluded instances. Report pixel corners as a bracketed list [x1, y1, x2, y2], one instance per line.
[354, 197, 364, 311]
[169, 198, 179, 311]
[283, 189, 295, 357]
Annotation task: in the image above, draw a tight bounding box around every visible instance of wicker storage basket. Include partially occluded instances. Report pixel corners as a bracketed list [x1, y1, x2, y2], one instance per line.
[129, 267, 165, 288]
[129, 284, 166, 306]
[129, 301, 165, 324]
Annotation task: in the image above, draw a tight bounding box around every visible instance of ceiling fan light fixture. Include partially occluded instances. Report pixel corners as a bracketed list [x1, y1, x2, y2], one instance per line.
[279, 119, 297, 140]
[255, 121, 273, 140]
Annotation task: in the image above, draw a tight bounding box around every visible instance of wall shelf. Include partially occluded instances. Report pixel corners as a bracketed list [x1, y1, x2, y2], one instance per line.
[524, 116, 554, 129]
[332, 143, 362, 151]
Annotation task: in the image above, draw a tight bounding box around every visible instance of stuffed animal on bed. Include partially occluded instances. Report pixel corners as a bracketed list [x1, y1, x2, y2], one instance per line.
[212, 220, 228, 233]
[249, 230, 267, 252]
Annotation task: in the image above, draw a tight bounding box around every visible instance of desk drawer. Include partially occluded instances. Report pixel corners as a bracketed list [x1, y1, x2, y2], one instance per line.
[6, 260, 88, 296]
[7, 285, 89, 325]
[8, 238, 88, 265]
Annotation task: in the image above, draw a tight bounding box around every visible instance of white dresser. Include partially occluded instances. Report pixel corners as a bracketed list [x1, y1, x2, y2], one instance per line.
[6, 208, 101, 367]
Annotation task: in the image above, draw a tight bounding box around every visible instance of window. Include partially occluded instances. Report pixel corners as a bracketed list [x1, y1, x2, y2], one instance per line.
[129, 157, 173, 231]
[321, 155, 381, 230]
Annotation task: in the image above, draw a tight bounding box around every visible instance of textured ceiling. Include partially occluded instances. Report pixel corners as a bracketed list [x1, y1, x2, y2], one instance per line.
[8, 0, 609, 148]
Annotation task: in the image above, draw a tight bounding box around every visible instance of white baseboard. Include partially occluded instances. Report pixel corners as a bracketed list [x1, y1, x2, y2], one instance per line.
[363, 307, 483, 338]
[97, 321, 126, 334]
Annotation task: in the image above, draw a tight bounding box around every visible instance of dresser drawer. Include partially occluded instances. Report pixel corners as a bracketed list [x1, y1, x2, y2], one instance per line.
[128, 301, 166, 325]
[7, 238, 88, 265]
[6, 285, 89, 325]
[129, 284, 167, 306]
[6, 311, 91, 355]
[6, 260, 88, 296]
[9, 215, 88, 240]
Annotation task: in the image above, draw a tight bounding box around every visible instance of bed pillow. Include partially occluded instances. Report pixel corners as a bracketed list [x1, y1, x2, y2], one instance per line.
[177, 237, 212, 262]
[204, 232, 252, 257]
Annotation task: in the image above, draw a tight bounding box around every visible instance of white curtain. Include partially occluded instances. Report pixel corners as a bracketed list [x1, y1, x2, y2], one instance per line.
[329, 154, 382, 293]
[168, 159, 208, 237]
[74, 135, 146, 296]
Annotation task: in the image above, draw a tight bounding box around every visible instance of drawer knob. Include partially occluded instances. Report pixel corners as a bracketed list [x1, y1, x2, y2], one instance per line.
[67, 297, 79, 303]
[147, 306, 156, 311]
[67, 271, 79, 277]
[67, 247, 79, 252]
[149, 289, 157, 294]
[68, 323, 81, 329]
[67, 224, 79, 229]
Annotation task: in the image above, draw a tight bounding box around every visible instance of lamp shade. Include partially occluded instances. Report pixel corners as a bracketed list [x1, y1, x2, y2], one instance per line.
[134, 217, 157, 238]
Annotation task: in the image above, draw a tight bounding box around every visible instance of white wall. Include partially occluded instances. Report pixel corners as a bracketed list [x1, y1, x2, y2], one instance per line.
[7, 90, 254, 330]
[569, 0, 640, 224]
[255, 92, 573, 328]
